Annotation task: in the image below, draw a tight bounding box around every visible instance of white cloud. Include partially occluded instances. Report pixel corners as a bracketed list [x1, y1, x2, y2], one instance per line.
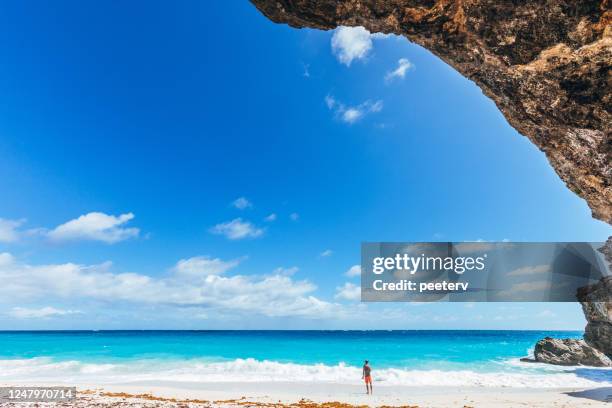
[265, 213, 277, 222]
[331, 26, 373, 66]
[341, 109, 367, 123]
[231, 197, 252, 210]
[537, 310, 556, 318]
[510, 281, 550, 292]
[453, 242, 513, 253]
[330, 26, 394, 67]
[335, 282, 361, 301]
[498, 281, 551, 299]
[47, 212, 139, 244]
[172, 256, 241, 277]
[325, 95, 337, 110]
[0, 254, 570, 329]
[385, 58, 413, 82]
[507, 264, 551, 277]
[0, 254, 344, 319]
[369, 100, 383, 112]
[0, 252, 15, 267]
[9, 306, 80, 319]
[289, 213, 299, 221]
[0, 218, 24, 243]
[325, 95, 383, 124]
[210, 218, 264, 240]
[342, 108, 362, 124]
[273, 266, 299, 276]
[320, 249, 333, 258]
[345, 265, 361, 277]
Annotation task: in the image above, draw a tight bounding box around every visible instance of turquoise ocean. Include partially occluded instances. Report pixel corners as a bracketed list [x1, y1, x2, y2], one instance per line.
[0, 330, 610, 388]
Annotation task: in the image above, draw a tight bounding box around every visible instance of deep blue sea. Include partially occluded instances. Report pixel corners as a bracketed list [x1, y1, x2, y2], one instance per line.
[0, 330, 610, 388]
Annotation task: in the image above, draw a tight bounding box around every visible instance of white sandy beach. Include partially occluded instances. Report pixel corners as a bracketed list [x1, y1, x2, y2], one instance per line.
[2, 382, 611, 407]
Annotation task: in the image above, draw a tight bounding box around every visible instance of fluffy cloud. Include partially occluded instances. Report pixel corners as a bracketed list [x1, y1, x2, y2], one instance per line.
[325, 95, 383, 124]
[507, 264, 550, 277]
[9, 306, 80, 319]
[0, 218, 24, 243]
[265, 213, 277, 222]
[0, 253, 343, 319]
[335, 282, 361, 301]
[231, 197, 252, 210]
[319, 249, 333, 258]
[537, 309, 556, 318]
[172, 256, 241, 277]
[497, 281, 551, 299]
[0, 252, 15, 266]
[345, 265, 361, 277]
[331, 26, 392, 66]
[385, 58, 413, 82]
[342, 108, 362, 123]
[210, 218, 264, 240]
[47, 212, 139, 244]
[273, 266, 299, 276]
[331, 26, 372, 66]
[453, 242, 513, 253]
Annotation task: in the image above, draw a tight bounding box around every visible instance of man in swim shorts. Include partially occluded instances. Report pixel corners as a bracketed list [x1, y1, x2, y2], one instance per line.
[362, 360, 372, 394]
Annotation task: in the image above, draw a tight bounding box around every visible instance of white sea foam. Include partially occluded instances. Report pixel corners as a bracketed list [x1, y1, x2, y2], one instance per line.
[0, 357, 609, 388]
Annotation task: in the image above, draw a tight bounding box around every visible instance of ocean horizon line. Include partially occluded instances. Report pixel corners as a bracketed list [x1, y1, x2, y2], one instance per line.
[0, 329, 584, 333]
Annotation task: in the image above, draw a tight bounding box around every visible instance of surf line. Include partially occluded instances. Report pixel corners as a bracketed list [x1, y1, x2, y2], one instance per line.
[372, 280, 469, 292]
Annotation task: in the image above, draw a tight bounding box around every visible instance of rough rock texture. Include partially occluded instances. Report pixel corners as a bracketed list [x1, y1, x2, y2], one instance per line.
[577, 245, 612, 357]
[534, 337, 612, 366]
[251, 0, 611, 223]
[598, 235, 612, 265]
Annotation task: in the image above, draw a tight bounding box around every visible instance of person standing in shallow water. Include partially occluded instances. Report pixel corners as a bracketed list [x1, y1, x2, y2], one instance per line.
[362, 360, 373, 394]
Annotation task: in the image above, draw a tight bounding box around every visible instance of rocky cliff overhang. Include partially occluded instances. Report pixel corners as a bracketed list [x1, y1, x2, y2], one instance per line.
[578, 241, 612, 357]
[251, 0, 611, 224]
[251, 0, 612, 365]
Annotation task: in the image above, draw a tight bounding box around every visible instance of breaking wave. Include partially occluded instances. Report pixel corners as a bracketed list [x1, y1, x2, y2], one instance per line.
[0, 357, 610, 388]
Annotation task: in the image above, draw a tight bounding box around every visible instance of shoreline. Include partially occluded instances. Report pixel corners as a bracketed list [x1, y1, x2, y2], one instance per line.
[2, 382, 610, 407]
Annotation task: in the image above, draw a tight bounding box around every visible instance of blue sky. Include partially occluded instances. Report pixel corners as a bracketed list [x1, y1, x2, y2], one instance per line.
[0, 1, 609, 330]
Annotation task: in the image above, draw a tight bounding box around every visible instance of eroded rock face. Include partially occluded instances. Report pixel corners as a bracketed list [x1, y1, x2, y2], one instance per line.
[250, 0, 611, 223]
[534, 337, 612, 367]
[577, 241, 612, 357]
